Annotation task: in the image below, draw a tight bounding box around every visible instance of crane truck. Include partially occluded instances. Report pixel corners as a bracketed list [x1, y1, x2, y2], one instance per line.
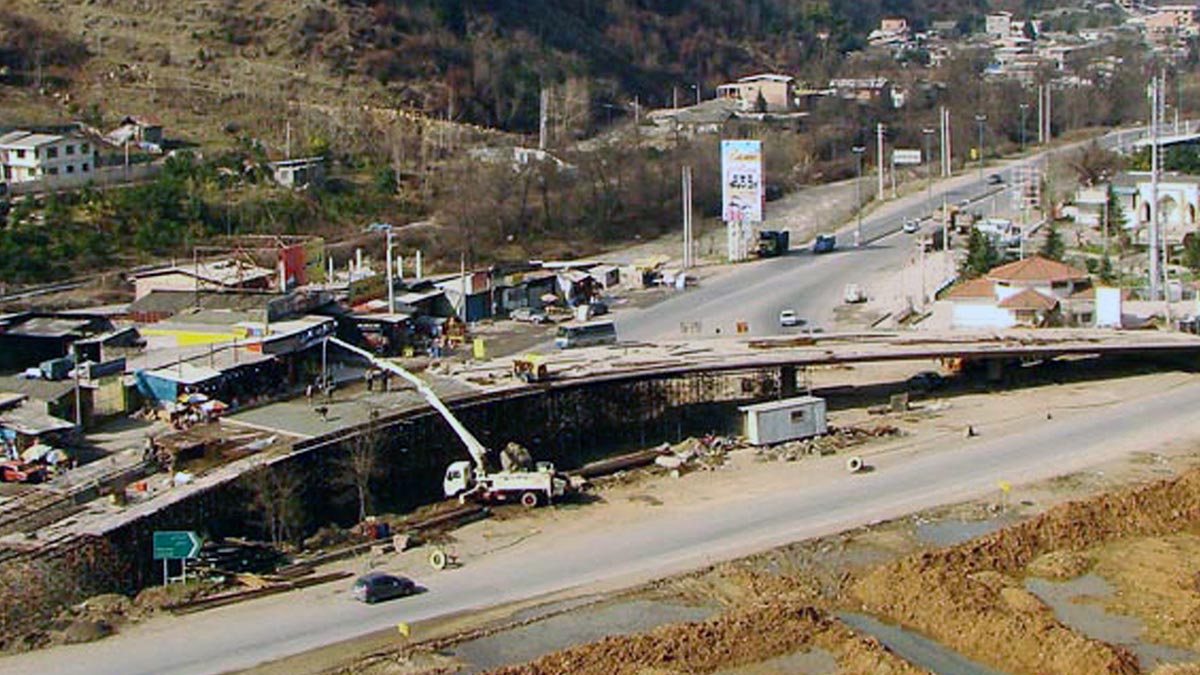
[325, 338, 571, 508]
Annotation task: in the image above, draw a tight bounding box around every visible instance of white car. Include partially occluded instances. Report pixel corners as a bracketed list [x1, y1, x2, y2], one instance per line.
[778, 309, 803, 327]
[902, 219, 921, 234]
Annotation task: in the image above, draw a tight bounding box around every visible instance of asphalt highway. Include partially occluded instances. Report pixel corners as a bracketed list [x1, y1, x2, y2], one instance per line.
[616, 126, 1147, 342]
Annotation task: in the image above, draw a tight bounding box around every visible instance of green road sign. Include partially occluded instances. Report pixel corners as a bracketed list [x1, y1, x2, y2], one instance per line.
[153, 531, 202, 560]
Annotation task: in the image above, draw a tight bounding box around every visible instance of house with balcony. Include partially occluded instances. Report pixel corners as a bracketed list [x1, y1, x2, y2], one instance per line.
[0, 131, 97, 184]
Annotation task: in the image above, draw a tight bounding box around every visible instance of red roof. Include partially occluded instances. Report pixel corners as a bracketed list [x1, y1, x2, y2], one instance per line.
[988, 256, 1088, 283]
[997, 288, 1059, 311]
[944, 278, 995, 300]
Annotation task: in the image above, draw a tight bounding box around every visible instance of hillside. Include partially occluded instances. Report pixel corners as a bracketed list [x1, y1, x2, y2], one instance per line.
[0, 0, 1037, 140]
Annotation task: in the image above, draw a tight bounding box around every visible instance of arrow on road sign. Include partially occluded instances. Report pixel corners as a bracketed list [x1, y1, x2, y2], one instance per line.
[153, 531, 202, 560]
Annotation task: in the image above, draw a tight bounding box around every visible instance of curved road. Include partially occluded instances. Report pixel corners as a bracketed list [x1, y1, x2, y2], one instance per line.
[7, 376, 1200, 675]
[616, 125, 1156, 342]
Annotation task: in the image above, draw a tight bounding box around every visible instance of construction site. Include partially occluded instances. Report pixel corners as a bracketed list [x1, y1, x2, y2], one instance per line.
[1, 326, 1200, 674]
[260, 364, 1200, 675]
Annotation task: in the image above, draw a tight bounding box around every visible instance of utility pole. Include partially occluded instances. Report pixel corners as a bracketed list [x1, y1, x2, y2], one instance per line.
[975, 113, 988, 182]
[923, 128, 935, 216]
[681, 165, 693, 268]
[285, 119, 291, 160]
[694, 83, 701, 106]
[1151, 74, 1161, 301]
[386, 226, 395, 314]
[853, 146, 866, 246]
[1037, 84, 1045, 145]
[539, 88, 549, 151]
[672, 86, 678, 111]
[1019, 103, 1029, 152]
[876, 123, 886, 201]
[940, 106, 952, 178]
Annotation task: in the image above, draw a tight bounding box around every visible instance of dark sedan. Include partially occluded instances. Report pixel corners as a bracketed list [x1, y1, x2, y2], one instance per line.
[351, 572, 417, 604]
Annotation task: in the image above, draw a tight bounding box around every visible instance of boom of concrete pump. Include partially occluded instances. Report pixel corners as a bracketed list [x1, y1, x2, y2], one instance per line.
[324, 338, 570, 507]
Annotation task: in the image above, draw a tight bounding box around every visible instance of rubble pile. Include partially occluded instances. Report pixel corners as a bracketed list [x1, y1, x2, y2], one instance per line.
[653, 435, 743, 473]
[756, 424, 901, 462]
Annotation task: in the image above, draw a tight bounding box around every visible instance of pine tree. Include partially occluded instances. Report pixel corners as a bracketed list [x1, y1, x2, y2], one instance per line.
[1040, 222, 1065, 261]
[1104, 186, 1126, 250]
[1098, 254, 1116, 284]
[755, 89, 768, 113]
[963, 228, 998, 278]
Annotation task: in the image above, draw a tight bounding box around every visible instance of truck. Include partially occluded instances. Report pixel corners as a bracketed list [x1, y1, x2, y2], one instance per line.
[757, 229, 790, 257]
[325, 338, 571, 508]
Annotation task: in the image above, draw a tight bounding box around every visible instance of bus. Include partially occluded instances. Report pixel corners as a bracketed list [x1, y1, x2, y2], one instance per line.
[555, 320, 617, 349]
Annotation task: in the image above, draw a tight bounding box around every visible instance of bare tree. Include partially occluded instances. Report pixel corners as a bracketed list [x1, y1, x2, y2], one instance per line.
[246, 463, 307, 547]
[335, 424, 386, 523]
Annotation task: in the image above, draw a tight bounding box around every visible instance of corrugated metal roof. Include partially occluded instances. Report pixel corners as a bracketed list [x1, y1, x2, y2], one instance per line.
[0, 406, 75, 435]
[0, 133, 64, 149]
[6, 317, 91, 338]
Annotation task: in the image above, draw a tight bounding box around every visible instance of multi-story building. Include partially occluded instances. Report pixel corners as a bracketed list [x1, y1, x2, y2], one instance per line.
[716, 74, 799, 112]
[0, 131, 97, 184]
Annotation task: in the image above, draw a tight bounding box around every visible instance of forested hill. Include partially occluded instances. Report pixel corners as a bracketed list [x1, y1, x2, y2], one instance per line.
[329, 0, 1009, 129]
[4, 0, 1046, 134]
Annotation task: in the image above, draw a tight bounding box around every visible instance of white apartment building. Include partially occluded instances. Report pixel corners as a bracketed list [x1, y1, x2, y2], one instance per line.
[0, 131, 97, 184]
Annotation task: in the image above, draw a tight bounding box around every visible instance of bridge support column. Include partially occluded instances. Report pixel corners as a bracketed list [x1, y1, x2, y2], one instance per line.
[780, 365, 797, 398]
[986, 358, 1004, 382]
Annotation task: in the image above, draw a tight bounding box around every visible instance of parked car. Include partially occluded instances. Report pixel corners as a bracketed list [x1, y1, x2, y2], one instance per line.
[510, 308, 551, 324]
[352, 572, 417, 604]
[906, 371, 945, 392]
[812, 234, 837, 254]
[778, 309, 804, 327]
[0, 461, 47, 484]
[588, 301, 609, 316]
[902, 219, 921, 234]
[987, 173, 1005, 185]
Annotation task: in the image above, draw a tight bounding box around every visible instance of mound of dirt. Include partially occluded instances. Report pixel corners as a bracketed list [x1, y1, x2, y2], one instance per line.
[481, 603, 924, 675]
[1026, 550, 1094, 580]
[57, 619, 113, 645]
[853, 467, 1200, 675]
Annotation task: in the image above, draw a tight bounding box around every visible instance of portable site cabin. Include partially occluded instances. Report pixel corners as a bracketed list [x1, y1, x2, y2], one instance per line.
[740, 396, 827, 446]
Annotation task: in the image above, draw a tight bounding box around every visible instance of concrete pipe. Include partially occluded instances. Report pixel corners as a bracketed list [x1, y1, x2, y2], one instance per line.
[846, 456, 864, 473]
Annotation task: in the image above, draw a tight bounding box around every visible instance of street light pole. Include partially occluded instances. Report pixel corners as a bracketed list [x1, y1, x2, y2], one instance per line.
[853, 146, 866, 247]
[975, 113, 988, 181]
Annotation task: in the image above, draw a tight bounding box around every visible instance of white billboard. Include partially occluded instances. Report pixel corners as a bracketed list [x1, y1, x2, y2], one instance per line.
[721, 140, 764, 223]
[893, 149, 923, 165]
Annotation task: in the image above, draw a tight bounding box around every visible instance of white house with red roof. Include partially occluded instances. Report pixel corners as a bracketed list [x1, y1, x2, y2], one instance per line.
[942, 256, 1110, 328]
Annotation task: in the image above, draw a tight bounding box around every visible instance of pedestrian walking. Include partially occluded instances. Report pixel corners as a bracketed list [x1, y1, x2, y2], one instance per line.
[366, 369, 374, 392]
[305, 383, 315, 404]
